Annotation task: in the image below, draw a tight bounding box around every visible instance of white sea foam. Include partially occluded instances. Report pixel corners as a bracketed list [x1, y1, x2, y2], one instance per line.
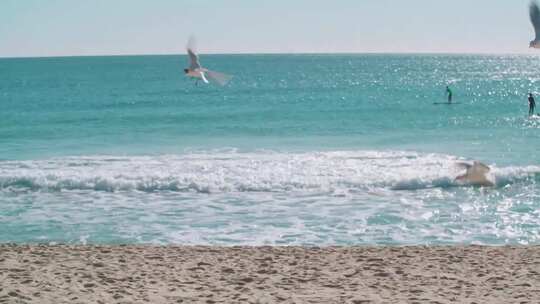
[1, 150, 539, 246]
[1, 150, 538, 193]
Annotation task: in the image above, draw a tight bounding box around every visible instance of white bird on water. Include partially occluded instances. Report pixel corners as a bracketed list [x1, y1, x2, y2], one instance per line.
[530, 1, 540, 48]
[455, 161, 494, 187]
[184, 37, 232, 86]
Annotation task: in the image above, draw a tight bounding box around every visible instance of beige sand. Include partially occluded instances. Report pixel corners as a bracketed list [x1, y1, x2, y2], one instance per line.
[1, 245, 539, 303]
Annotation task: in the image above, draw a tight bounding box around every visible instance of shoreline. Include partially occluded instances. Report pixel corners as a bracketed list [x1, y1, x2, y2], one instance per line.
[1, 245, 539, 303]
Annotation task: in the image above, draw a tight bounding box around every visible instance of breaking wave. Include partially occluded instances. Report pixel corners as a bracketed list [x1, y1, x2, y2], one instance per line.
[1, 151, 538, 193]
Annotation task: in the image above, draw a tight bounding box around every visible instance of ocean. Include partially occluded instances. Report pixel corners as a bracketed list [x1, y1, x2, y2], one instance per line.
[1, 54, 539, 245]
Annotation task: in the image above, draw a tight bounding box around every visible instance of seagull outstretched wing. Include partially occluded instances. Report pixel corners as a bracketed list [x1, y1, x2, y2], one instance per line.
[472, 161, 490, 174]
[530, 2, 540, 40]
[186, 36, 201, 69]
[187, 48, 201, 70]
[456, 162, 472, 170]
[456, 161, 490, 174]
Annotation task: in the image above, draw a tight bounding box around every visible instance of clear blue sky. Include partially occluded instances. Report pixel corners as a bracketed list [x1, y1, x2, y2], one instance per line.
[0, 0, 536, 57]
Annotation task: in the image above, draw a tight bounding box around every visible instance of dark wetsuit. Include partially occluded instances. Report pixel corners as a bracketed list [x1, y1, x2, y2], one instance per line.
[529, 95, 536, 116]
[446, 87, 453, 103]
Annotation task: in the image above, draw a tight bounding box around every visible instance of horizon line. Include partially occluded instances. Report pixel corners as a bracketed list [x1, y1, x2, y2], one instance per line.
[1, 50, 538, 60]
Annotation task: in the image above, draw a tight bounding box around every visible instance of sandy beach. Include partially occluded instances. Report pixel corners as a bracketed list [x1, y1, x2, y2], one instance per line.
[0, 245, 539, 303]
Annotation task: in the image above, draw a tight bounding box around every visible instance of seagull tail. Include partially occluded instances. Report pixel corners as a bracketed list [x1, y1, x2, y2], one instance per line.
[187, 35, 197, 53]
[206, 70, 233, 86]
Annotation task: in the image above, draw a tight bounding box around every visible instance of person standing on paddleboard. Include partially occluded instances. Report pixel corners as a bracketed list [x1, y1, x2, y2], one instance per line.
[446, 86, 453, 104]
[529, 93, 536, 116]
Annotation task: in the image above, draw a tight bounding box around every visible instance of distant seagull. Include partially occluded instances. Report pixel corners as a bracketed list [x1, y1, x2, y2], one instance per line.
[530, 1, 540, 48]
[455, 161, 494, 187]
[184, 37, 232, 86]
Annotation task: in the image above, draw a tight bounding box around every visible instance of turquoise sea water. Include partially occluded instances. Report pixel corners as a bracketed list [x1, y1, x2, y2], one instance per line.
[1, 54, 539, 245]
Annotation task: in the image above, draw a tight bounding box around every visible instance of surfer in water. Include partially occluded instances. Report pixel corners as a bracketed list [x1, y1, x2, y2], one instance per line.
[446, 86, 453, 104]
[528, 93, 536, 116]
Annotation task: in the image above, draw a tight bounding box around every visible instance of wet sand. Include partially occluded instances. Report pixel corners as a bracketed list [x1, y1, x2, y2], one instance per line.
[1, 245, 539, 303]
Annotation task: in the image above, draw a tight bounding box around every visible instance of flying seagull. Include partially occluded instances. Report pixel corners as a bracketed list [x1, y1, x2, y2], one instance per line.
[455, 161, 494, 187]
[530, 1, 540, 48]
[184, 37, 232, 86]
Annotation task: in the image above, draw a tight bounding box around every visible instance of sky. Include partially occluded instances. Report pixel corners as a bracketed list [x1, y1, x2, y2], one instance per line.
[0, 0, 537, 57]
